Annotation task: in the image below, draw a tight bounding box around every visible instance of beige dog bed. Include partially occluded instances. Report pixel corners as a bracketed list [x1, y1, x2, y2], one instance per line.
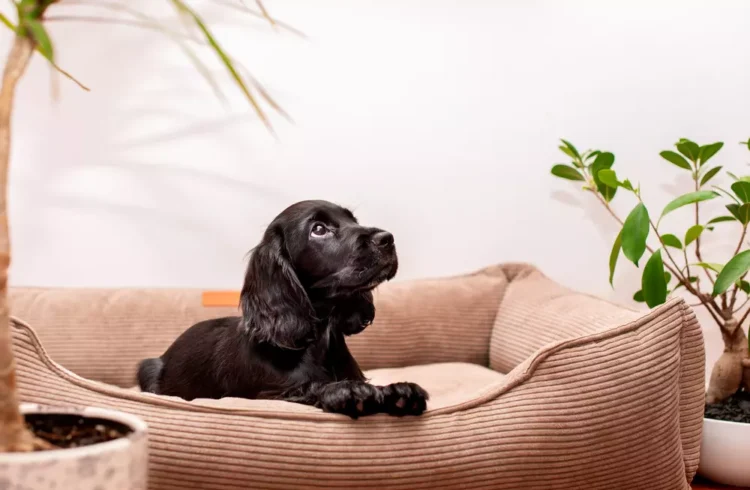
[10, 263, 704, 489]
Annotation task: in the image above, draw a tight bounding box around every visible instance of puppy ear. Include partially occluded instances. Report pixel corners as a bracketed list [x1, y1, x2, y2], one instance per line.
[240, 227, 315, 349]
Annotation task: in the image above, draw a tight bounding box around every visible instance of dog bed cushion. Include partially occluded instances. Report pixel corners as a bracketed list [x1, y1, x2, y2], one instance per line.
[9, 263, 705, 490]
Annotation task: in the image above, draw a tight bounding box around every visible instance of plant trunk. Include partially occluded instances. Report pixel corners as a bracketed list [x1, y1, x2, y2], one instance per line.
[705, 318, 750, 404]
[0, 34, 40, 452]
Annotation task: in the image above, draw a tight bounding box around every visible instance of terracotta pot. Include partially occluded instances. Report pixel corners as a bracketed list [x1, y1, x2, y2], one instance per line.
[0, 403, 148, 490]
[698, 416, 750, 487]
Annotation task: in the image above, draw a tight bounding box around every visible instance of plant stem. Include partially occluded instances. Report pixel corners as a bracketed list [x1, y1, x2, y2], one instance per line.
[733, 295, 750, 314]
[0, 33, 46, 453]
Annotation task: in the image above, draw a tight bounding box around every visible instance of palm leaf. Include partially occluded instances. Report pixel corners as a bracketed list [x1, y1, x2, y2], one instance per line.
[76, 3, 228, 106]
[0, 12, 15, 32]
[169, 0, 273, 132]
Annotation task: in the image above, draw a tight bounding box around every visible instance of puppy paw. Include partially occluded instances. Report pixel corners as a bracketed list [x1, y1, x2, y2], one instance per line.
[318, 381, 384, 419]
[381, 382, 429, 416]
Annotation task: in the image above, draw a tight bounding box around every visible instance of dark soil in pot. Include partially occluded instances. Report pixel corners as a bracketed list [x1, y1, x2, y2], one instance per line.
[24, 413, 132, 451]
[705, 390, 750, 424]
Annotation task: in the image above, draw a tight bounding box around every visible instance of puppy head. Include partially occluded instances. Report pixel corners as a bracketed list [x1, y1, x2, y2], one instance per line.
[241, 200, 397, 347]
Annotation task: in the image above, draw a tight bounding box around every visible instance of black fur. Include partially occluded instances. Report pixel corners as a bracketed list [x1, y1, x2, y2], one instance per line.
[137, 200, 428, 418]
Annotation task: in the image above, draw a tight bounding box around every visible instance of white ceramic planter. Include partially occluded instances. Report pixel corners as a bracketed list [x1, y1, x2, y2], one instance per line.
[0, 403, 148, 490]
[699, 416, 750, 487]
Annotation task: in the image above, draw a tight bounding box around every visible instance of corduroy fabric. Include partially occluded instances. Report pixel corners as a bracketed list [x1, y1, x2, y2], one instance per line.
[8, 263, 705, 490]
[9, 265, 509, 388]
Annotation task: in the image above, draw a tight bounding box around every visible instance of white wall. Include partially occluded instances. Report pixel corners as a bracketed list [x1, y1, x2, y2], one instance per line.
[3, 0, 750, 373]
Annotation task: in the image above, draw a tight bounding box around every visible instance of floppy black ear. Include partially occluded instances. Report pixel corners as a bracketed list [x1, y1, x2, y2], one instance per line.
[240, 227, 315, 349]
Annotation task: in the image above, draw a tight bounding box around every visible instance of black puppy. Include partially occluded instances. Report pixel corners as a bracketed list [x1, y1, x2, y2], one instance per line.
[137, 200, 428, 418]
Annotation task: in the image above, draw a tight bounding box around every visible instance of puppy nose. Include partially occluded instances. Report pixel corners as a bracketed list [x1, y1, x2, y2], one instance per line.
[373, 231, 394, 248]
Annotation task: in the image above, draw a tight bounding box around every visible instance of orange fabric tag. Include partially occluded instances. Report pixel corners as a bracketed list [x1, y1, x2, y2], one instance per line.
[202, 291, 241, 307]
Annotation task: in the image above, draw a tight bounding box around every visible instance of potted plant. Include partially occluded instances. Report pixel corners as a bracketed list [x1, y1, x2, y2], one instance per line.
[0, 1, 286, 487]
[550, 137, 750, 486]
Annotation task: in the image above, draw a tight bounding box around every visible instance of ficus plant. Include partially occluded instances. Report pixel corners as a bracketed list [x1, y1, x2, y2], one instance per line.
[0, 0, 288, 452]
[551, 137, 750, 406]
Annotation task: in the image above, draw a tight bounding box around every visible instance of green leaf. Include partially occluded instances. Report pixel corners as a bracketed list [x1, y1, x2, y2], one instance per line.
[699, 142, 724, 166]
[591, 152, 617, 202]
[608, 229, 622, 286]
[726, 203, 750, 224]
[551, 164, 584, 181]
[677, 139, 700, 162]
[660, 234, 683, 249]
[707, 215, 737, 224]
[660, 151, 691, 170]
[633, 290, 645, 302]
[694, 262, 724, 274]
[741, 140, 750, 151]
[585, 150, 601, 162]
[642, 250, 668, 307]
[560, 139, 580, 158]
[597, 169, 620, 188]
[715, 185, 741, 204]
[660, 191, 719, 221]
[732, 181, 750, 203]
[700, 166, 723, 186]
[559, 139, 581, 161]
[740, 280, 750, 294]
[622, 179, 634, 191]
[727, 171, 740, 181]
[169, 0, 273, 132]
[622, 203, 650, 267]
[664, 271, 672, 284]
[714, 250, 750, 295]
[736, 203, 750, 225]
[24, 19, 53, 62]
[684, 225, 704, 246]
[0, 12, 16, 32]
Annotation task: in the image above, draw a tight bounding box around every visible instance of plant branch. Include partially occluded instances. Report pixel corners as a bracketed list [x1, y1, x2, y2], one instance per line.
[588, 184, 724, 325]
[739, 301, 750, 327]
[733, 295, 750, 314]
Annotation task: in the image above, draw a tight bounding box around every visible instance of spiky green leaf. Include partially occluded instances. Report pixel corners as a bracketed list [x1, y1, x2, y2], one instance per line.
[169, 0, 272, 131]
[25, 19, 53, 62]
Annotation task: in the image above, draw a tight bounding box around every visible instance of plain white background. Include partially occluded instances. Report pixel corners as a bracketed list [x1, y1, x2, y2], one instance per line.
[2, 0, 750, 374]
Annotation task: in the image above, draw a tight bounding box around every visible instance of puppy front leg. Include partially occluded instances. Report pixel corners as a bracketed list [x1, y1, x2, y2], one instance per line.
[283, 380, 429, 419]
[282, 380, 383, 419]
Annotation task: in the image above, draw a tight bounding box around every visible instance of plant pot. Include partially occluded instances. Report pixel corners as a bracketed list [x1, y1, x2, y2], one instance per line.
[698, 416, 750, 487]
[0, 403, 148, 490]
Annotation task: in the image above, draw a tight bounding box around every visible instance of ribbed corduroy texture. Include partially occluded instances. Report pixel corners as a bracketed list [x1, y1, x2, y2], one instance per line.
[9, 265, 508, 388]
[9, 263, 705, 490]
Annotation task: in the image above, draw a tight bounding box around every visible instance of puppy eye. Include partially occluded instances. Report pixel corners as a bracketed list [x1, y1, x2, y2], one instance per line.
[311, 223, 328, 237]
